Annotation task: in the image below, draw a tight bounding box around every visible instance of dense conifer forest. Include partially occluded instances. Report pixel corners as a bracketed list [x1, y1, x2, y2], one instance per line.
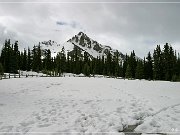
[0, 39, 180, 81]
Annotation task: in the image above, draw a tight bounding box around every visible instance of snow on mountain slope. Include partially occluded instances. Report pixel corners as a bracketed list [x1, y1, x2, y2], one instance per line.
[40, 32, 125, 59]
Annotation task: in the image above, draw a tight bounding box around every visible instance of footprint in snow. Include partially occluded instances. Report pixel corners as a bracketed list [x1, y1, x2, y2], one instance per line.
[77, 110, 81, 113]
[116, 107, 124, 113]
[19, 120, 35, 127]
[37, 123, 51, 128]
[72, 103, 78, 107]
[0, 126, 13, 132]
[84, 100, 92, 104]
[41, 118, 49, 122]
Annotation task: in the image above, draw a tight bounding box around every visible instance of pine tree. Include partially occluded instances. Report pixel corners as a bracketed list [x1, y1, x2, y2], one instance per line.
[32, 45, 37, 71]
[22, 49, 27, 71]
[100, 56, 105, 75]
[10, 42, 18, 73]
[83, 63, 90, 76]
[55, 53, 61, 76]
[27, 48, 31, 71]
[66, 53, 70, 73]
[106, 51, 112, 76]
[32, 44, 42, 72]
[124, 51, 137, 79]
[130, 50, 136, 78]
[19, 52, 23, 70]
[13, 41, 20, 70]
[43, 49, 51, 71]
[135, 60, 144, 79]
[123, 54, 128, 78]
[1, 39, 11, 72]
[177, 54, 180, 80]
[73, 46, 80, 74]
[153, 45, 163, 80]
[0, 63, 3, 75]
[162, 43, 170, 80]
[37, 44, 42, 72]
[60, 47, 66, 73]
[169, 46, 176, 80]
[145, 52, 153, 80]
[177, 53, 180, 74]
[125, 64, 132, 79]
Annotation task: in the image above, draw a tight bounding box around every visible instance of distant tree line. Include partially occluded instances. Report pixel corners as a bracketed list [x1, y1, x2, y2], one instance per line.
[0, 39, 180, 81]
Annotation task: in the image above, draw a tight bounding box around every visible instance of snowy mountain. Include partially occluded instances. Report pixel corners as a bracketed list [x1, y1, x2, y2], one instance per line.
[40, 32, 125, 60]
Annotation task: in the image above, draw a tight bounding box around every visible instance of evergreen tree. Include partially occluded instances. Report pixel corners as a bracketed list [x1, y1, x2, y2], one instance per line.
[0, 63, 3, 75]
[32, 44, 42, 72]
[55, 53, 61, 76]
[145, 52, 153, 80]
[130, 50, 137, 78]
[1, 39, 11, 72]
[9, 43, 17, 73]
[100, 56, 105, 75]
[43, 49, 51, 71]
[169, 46, 176, 80]
[162, 43, 170, 80]
[177, 54, 180, 80]
[13, 41, 20, 70]
[19, 52, 24, 70]
[66, 53, 70, 73]
[27, 48, 31, 71]
[22, 49, 27, 71]
[37, 44, 42, 72]
[126, 50, 136, 78]
[83, 63, 90, 76]
[125, 64, 132, 79]
[153, 45, 163, 80]
[122, 54, 128, 78]
[32, 45, 37, 71]
[135, 60, 144, 79]
[106, 51, 112, 76]
[74, 46, 80, 74]
[60, 47, 66, 73]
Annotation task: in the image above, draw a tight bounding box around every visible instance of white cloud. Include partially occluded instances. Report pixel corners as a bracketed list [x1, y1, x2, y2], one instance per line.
[0, 1, 180, 57]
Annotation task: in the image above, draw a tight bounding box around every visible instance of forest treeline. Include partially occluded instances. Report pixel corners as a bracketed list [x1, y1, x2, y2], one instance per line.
[0, 39, 180, 81]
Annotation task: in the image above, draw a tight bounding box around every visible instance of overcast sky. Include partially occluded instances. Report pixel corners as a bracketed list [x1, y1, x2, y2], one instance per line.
[0, 0, 180, 58]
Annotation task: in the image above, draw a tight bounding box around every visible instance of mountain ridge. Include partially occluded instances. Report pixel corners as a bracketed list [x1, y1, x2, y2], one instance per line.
[40, 32, 125, 60]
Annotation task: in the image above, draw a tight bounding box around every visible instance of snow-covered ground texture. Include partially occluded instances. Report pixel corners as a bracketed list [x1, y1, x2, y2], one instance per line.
[0, 77, 180, 135]
[19, 71, 47, 76]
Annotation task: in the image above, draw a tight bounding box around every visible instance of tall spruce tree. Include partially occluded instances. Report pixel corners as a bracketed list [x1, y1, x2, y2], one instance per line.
[153, 45, 163, 80]
[37, 44, 42, 72]
[126, 51, 137, 79]
[145, 52, 153, 80]
[135, 60, 144, 79]
[0, 63, 3, 75]
[27, 48, 31, 71]
[55, 53, 61, 76]
[123, 54, 128, 78]
[32, 45, 37, 71]
[125, 64, 132, 79]
[43, 49, 51, 71]
[162, 43, 170, 80]
[60, 47, 66, 73]
[22, 49, 27, 71]
[14, 41, 20, 71]
[83, 63, 90, 76]
[1, 39, 11, 72]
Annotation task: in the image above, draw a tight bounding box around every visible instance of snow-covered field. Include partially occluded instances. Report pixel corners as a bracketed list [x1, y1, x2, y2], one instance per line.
[0, 77, 180, 134]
